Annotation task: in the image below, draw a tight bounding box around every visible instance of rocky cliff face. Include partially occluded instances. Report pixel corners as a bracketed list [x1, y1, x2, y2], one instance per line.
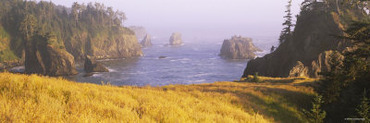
[169, 33, 183, 45]
[25, 34, 77, 76]
[243, 3, 347, 78]
[65, 31, 143, 61]
[220, 36, 261, 59]
[140, 34, 152, 47]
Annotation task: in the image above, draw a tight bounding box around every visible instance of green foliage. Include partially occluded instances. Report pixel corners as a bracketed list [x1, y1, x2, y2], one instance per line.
[0, 0, 133, 62]
[356, 90, 370, 122]
[304, 95, 326, 123]
[252, 72, 261, 83]
[0, 49, 18, 62]
[19, 14, 38, 40]
[319, 18, 370, 121]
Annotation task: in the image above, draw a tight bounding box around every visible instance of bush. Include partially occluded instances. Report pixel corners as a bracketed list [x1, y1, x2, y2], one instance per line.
[252, 72, 261, 83]
[356, 90, 370, 123]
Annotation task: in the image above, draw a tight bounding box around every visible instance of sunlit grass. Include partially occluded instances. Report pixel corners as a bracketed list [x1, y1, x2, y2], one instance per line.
[0, 72, 316, 122]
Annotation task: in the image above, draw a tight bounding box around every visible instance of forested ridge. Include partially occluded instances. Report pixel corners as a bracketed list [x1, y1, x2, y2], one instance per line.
[0, 0, 142, 69]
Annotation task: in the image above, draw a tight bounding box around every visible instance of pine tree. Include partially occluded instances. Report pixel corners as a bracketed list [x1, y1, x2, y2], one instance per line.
[279, 0, 293, 44]
[19, 14, 37, 41]
[304, 95, 326, 123]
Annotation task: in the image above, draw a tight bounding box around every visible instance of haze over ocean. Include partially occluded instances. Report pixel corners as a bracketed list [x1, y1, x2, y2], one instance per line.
[41, 0, 303, 41]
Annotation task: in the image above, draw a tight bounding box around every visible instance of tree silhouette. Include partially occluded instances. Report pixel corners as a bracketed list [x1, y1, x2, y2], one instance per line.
[279, 0, 293, 44]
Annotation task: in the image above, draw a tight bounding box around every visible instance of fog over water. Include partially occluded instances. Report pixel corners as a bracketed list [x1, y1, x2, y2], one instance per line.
[44, 0, 303, 41]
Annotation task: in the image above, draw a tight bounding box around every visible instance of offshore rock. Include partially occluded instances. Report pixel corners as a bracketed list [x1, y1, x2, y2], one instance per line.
[84, 55, 109, 73]
[219, 36, 261, 59]
[169, 33, 183, 45]
[140, 34, 152, 47]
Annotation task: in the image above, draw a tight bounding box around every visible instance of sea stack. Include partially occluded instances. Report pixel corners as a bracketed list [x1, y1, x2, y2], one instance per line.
[84, 55, 109, 73]
[169, 33, 183, 45]
[219, 35, 261, 59]
[140, 34, 152, 47]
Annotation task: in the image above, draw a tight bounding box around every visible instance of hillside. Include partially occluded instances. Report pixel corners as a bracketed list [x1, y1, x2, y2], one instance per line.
[0, 0, 142, 71]
[0, 72, 317, 122]
[243, 1, 366, 78]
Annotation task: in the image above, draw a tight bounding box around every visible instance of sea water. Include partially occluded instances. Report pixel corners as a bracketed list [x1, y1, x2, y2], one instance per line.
[67, 36, 276, 86]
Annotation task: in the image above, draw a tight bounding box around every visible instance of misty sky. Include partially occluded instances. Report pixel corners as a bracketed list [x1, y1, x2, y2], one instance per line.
[44, 0, 303, 41]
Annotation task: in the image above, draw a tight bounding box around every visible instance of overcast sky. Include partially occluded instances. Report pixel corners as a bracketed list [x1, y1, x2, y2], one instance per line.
[44, 0, 303, 41]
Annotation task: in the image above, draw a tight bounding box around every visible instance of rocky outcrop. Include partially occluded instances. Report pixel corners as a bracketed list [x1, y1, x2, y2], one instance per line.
[169, 33, 183, 45]
[289, 61, 309, 77]
[243, 3, 347, 78]
[129, 26, 147, 40]
[310, 50, 344, 77]
[84, 55, 109, 73]
[140, 34, 152, 47]
[25, 34, 78, 76]
[220, 36, 261, 59]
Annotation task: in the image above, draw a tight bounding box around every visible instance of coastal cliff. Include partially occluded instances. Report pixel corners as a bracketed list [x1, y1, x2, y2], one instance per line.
[242, 3, 357, 78]
[0, 1, 142, 73]
[25, 33, 78, 76]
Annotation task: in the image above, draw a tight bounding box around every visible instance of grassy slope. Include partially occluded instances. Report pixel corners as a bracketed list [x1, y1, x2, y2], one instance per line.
[0, 73, 317, 122]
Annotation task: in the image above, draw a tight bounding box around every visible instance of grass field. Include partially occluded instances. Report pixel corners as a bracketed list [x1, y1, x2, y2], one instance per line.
[0, 72, 318, 122]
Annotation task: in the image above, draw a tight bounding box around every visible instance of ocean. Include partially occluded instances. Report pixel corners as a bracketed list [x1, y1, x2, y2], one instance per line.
[67, 36, 276, 86]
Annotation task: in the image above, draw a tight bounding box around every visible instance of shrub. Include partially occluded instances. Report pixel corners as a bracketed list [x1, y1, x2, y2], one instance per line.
[252, 72, 261, 83]
[304, 95, 326, 123]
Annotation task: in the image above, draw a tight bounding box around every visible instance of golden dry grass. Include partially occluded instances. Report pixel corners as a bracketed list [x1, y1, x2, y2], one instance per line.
[0, 72, 317, 123]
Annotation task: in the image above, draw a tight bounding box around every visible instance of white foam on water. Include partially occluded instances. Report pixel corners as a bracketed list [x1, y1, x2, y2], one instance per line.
[188, 79, 206, 83]
[92, 73, 103, 77]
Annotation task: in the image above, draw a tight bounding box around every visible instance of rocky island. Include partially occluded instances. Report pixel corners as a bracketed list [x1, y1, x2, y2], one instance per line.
[169, 33, 183, 45]
[140, 34, 152, 47]
[219, 36, 261, 59]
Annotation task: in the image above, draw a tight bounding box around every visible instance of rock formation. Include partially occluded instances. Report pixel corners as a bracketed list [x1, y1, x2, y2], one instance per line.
[140, 34, 152, 47]
[242, 3, 349, 78]
[84, 55, 109, 73]
[219, 36, 261, 59]
[66, 32, 143, 61]
[25, 34, 78, 76]
[129, 26, 147, 40]
[0, 2, 144, 75]
[169, 33, 183, 45]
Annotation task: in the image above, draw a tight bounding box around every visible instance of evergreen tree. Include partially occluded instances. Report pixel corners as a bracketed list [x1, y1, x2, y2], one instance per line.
[304, 95, 326, 123]
[19, 14, 37, 41]
[279, 0, 293, 44]
[320, 19, 370, 121]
